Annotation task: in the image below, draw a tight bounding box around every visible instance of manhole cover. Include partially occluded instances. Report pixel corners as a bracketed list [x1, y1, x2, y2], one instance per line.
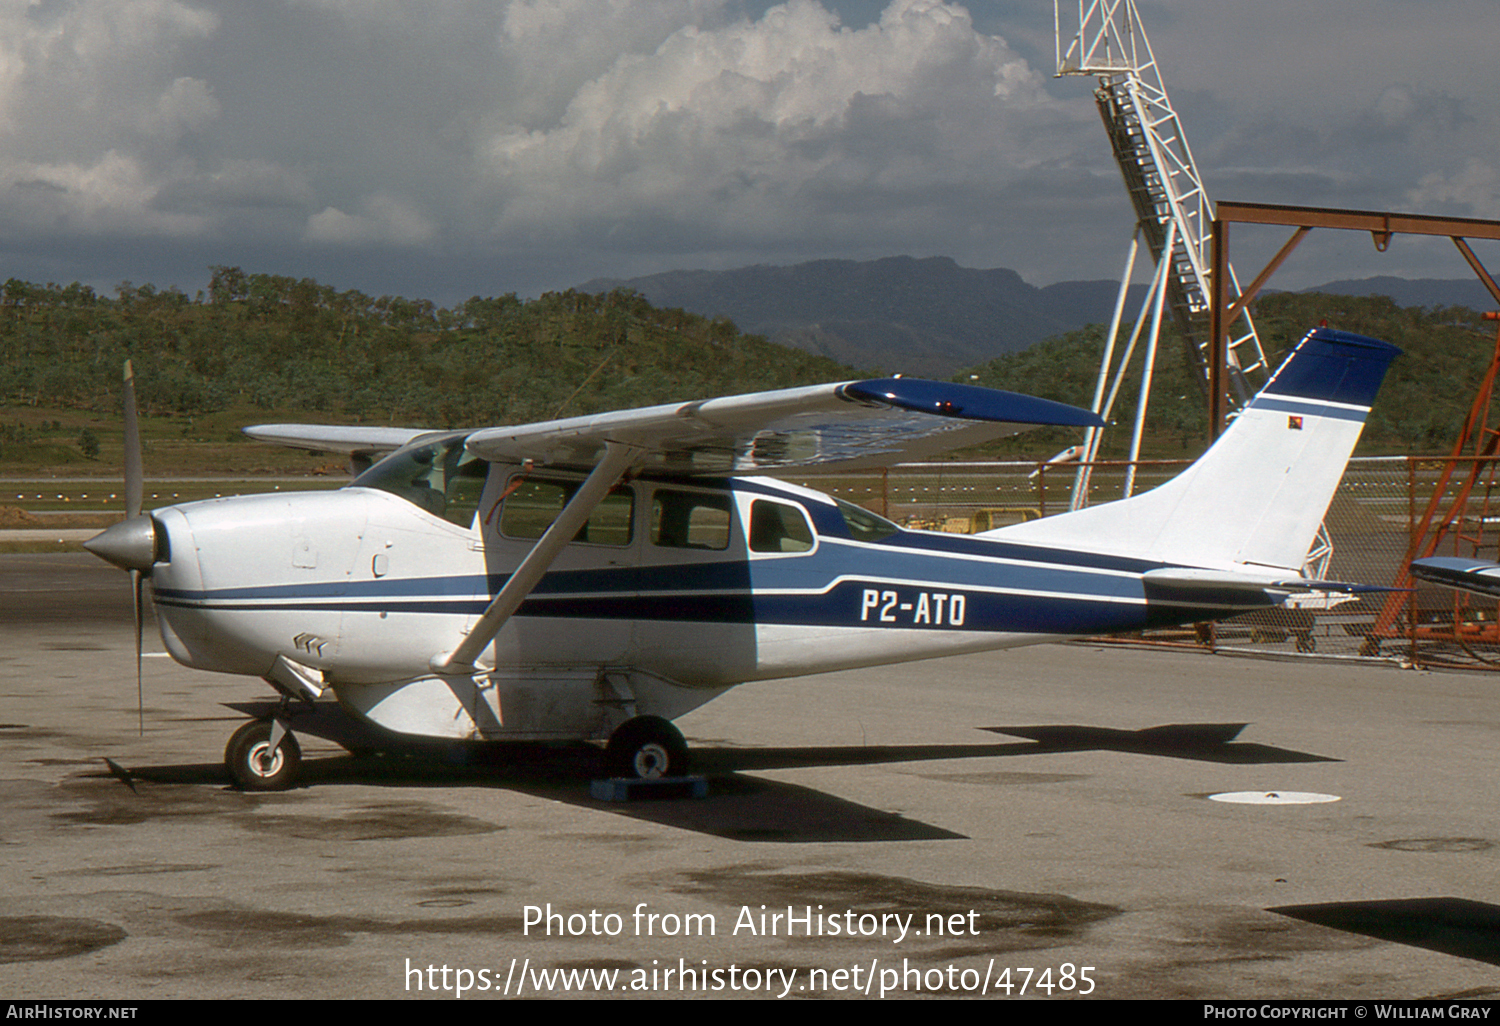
[1208, 791, 1340, 805]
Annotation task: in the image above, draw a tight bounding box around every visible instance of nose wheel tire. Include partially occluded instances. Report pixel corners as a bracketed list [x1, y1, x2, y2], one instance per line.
[225, 719, 302, 791]
[606, 716, 689, 779]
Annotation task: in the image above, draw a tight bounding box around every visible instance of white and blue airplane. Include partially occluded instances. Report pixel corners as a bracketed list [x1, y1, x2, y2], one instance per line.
[84, 325, 1399, 790]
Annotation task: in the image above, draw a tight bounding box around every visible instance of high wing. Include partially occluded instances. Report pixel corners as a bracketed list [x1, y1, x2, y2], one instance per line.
[463, 377, 1103, 474]
[430, 377, 1100, 672]
[243, 424, 434, 456]
[243, 424, 441, 475]
[244, 377, 1102, 675]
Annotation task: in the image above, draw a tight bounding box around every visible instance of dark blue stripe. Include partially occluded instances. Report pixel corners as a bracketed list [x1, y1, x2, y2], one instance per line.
[877, 530, 1162, 574]
[1247, 396, 1369, 422]
[155, 534, 1147, 608]
[155, 574, 1277, 636]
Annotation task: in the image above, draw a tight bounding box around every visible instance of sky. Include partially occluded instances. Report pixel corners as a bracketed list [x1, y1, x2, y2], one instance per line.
[1, 0, 1496, 306]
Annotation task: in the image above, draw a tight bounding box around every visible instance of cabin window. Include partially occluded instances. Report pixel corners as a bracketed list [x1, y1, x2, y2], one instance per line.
[650, 489, 731, 550]
[499, 478, 634, 546]
[835, 498, 900, 542]
[748, 500, 815, 553]
[354, 436, 489, 528]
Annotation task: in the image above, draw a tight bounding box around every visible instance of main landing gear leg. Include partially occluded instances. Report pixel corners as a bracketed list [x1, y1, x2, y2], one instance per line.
[225, 718, 302, 791]
[605, 715, 689, 780]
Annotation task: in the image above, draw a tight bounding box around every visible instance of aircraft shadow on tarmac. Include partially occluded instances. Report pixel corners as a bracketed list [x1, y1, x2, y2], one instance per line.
[1273, 897, 1500, 967]
[981, 722, 1339, 765]
[91, 718, 1333, 844]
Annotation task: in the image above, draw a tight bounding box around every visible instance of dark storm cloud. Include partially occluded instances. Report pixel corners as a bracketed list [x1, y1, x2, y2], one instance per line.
[0, 0, 1492, 302]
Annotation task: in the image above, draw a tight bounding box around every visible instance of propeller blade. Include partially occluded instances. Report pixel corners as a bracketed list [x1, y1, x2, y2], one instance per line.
[123, 360, 142, 520]
[132, 568, 144, 737]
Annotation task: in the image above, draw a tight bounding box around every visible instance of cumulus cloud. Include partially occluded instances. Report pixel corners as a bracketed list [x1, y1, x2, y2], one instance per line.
[139, 76, 220, 141]
[0, 1, 222, 237]
[1409, 158, 1500, 221]
[306, 193, 438, 246]
[0, 0, 218, 146]
[480, 0, 1071, 257]
[0, 150, 206, 237]
[0, 0, 1491, 299]
[494, 0, 732, 127]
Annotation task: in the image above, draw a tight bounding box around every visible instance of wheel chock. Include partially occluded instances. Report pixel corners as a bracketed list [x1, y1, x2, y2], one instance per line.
[589, 775, 708, 801]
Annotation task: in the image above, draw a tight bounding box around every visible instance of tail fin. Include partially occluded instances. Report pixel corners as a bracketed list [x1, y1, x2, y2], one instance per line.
[988, 327, 1400, 571]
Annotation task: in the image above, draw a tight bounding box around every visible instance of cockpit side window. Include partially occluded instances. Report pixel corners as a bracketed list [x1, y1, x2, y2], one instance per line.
[748, 499, 815, 553]
[353, 436, 489, 528]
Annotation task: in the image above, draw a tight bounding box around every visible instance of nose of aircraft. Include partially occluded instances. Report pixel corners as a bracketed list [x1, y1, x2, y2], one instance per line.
[83, 514, 164, 572]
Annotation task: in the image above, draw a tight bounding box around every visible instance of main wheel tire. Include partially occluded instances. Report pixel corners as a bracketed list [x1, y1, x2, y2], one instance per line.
[225, 719, 302, 791]
[606, 716, 689, 780]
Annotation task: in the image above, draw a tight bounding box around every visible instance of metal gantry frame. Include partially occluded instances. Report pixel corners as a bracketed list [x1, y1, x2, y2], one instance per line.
[1207, 202, 1500, 435]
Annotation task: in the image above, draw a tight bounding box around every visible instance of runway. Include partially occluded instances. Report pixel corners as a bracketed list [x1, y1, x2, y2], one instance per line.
[2, 554, 1497, 1000]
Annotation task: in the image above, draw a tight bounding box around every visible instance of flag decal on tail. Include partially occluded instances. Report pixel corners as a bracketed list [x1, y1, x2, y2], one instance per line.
[1289, 415, 1303, 430]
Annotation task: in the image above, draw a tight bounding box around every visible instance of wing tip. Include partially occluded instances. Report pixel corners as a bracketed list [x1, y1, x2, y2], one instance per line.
[842, 378, 1102, 428]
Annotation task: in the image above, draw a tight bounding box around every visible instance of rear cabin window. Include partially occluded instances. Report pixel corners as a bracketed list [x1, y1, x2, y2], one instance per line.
[651, 489, 732, 550]
[748, 500, 815, 553]
[836, 498, 900, 542]
[499, 478, 634, 546]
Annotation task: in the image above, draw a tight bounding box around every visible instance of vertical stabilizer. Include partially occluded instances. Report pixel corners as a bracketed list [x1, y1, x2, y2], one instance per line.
[988, 327, 1400, 571]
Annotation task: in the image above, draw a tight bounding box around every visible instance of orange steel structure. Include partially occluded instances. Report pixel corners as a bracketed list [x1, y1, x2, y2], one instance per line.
[1207, 201, 1500, 438]
[1205, 202, 1500, 656]
[1370, 312, 1500, 656]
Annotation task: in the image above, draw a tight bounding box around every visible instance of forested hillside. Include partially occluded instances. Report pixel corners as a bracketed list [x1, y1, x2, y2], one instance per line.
[0, 267, 850, 429]
[966, 292, 1498, 457]
[1, 269, 1494, 470]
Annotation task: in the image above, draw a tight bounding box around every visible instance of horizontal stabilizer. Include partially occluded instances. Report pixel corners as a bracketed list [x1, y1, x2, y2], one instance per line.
[1142, 568, 1392, 595]
[1410, 557, 1500, 598]
[465, 377, 1101, 474]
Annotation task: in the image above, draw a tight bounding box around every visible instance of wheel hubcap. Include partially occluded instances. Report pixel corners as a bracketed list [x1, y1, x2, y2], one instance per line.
[249, 741, 283, 777]
[633, 743, 669, 779]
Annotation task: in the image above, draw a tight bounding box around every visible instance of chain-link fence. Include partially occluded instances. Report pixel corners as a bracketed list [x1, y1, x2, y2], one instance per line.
[794, 457, 1500, 669]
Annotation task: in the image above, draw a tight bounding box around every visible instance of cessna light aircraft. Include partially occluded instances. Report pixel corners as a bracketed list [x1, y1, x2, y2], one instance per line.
[84, 326, 1398, 790]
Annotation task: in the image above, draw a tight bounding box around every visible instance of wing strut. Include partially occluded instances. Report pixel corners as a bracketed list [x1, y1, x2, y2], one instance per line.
[430, 440, 641, 674]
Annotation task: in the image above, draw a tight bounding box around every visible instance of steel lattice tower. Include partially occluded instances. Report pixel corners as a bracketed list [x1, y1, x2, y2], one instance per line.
[1055, 2, 1270, 491]
[1054, 1, 1332, 579]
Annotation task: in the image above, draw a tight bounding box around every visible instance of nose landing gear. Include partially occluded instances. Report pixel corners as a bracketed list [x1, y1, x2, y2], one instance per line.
[225, 718, 302, 791]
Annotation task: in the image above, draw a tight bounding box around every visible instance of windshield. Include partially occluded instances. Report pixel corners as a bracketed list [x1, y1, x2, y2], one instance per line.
[352, 434, 488, 527]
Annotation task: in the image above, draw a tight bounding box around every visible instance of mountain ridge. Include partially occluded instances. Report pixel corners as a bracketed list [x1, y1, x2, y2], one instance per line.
[579, 258, 1495, 374]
